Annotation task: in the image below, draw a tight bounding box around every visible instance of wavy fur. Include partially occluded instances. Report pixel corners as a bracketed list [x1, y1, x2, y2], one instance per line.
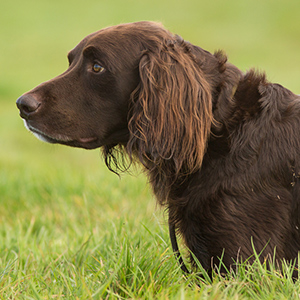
[127, 36, 213, 203]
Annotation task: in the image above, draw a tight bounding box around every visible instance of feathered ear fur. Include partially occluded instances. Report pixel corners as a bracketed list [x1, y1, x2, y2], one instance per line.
[127, 37, 213, 202]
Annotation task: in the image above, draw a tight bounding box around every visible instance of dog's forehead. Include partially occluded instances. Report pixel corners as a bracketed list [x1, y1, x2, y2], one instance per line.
[68, 22, 170, 72]
[86, 24, 149, 53]
[69, 29, 129, 60]
[76, 22, 166, 52]
[70, 27, 141, 71]
[88, 29, 130, 49]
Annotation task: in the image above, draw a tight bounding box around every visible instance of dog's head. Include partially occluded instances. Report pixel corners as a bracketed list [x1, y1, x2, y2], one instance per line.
[17, 22, 240, 181]
[17, 22, 156, 149]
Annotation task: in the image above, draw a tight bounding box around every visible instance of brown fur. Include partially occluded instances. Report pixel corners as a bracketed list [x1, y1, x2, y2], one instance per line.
[17, 21, 300, 276]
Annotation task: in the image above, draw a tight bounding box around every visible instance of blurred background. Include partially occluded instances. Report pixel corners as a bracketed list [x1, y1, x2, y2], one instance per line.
[0, 0, 299, 227]
[1, 0, 300, 98]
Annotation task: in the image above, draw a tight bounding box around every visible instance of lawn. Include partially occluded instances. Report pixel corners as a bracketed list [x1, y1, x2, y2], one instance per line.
[1, 0, 300, 298]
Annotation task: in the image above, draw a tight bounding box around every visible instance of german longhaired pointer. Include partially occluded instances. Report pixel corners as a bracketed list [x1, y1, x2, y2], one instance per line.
[17, 21, 300, 276]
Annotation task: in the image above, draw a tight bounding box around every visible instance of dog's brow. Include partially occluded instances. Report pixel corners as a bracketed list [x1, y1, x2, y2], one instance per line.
[67, 51, 75, 63]
[82, 46, 100, 58]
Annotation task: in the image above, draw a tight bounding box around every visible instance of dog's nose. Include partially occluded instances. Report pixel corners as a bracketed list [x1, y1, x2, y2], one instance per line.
[16, 94, 41, 119]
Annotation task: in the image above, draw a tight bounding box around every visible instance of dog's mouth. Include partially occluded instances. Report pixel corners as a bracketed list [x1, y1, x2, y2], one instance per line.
[25, 122, 99, 149]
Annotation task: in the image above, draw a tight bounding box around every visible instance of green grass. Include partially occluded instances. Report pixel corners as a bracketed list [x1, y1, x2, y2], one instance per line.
[1, 0, 300, 298]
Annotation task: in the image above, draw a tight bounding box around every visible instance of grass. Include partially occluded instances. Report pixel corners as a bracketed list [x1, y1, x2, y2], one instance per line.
[1, 0, 300, 298]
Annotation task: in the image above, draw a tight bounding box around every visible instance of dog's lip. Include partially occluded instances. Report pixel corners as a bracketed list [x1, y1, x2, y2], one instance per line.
[77, 136, 98, 143]
[27, 124, 98, 146]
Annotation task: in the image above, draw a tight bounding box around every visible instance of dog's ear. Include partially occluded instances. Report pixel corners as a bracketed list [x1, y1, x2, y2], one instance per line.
[127, 38, 213, 182]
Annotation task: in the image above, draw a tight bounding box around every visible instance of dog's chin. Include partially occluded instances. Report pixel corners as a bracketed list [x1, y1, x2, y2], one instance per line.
[24, 121, 100, 149]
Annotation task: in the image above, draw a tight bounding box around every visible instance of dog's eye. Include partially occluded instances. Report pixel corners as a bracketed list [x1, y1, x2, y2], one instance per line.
[92, 63, 105, 73]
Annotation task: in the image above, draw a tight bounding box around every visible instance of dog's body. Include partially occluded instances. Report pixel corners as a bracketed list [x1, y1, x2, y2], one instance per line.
[17, 22, 300, 275]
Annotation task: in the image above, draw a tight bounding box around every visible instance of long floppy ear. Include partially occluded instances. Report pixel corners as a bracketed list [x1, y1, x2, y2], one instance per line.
[127, 38, 213, 191]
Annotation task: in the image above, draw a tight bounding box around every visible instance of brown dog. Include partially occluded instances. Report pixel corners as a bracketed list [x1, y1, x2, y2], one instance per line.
[17, 21, 300, 276]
